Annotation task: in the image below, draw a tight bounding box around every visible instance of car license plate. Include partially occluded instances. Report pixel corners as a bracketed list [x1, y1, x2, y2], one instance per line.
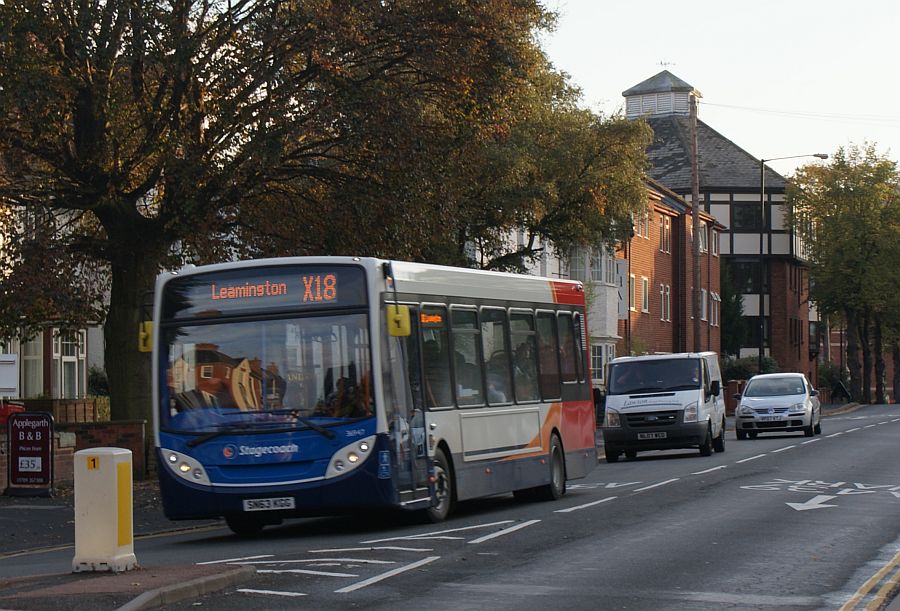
[637, 432, 667, 440]
[243, 497, 295, 512]
[758, 415, 783, 422]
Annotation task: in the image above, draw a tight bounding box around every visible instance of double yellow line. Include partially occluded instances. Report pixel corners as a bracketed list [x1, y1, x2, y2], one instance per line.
[841, 549, 900, 610]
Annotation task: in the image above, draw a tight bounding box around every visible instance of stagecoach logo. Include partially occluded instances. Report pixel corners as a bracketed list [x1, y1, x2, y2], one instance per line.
[222, 442, 300, 459]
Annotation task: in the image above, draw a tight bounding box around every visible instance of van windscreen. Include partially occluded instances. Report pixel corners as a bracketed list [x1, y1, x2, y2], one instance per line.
[608, 359, 702, 395]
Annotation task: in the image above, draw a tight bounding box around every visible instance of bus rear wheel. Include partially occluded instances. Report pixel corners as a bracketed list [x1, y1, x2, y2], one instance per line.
[426, 447, 454, 523]
[534, 434, 566, 501]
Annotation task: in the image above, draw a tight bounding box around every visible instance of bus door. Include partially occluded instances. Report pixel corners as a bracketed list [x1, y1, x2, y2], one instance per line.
[384, 304, 430, 507]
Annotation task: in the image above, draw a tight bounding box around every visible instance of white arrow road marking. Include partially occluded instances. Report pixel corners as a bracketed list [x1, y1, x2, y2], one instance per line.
[786, 495, 838, 511]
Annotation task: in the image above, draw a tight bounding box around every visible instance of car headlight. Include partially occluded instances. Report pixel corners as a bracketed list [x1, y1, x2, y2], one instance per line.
[738, 404, 755, 416]
[683, 402, 698, 423]
[789, 402, 806, 413]
[605, 409, 621, 428]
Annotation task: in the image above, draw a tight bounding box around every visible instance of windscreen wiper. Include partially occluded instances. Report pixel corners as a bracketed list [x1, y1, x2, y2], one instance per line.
[288, 411, 336, 439]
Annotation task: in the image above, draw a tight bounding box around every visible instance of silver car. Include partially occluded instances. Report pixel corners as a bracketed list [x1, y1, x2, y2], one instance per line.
[734, 373, 821, 439]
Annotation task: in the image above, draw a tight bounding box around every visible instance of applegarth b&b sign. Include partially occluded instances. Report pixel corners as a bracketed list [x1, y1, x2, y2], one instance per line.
[6, 412, 54, 496]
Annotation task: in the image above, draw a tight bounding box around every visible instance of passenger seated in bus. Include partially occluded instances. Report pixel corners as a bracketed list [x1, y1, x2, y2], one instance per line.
[454, 351, 482, 403]
[486, 373, 508, 404]
[513, 343, 539, 401]
[486, 352, 511, 404]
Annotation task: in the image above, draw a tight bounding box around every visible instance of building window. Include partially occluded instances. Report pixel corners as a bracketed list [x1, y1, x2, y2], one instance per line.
[659, 216, 671, 254]
[22, 335, 43, 398]
[664, 285, 671, 322]
[200, 365, 214, 379]
[606, 250, 616, 286]
[699, 222, 708, 253]
[660, 283, 671, 322]
[629, 274, 636, 311]
[711, 230, 719, 256]
[591, 344, 604, 382]
[568, 247, 587, 282]
[641, 277, 650, 312]
[732, 202, 765, 231]
[701, 289, 708, 321]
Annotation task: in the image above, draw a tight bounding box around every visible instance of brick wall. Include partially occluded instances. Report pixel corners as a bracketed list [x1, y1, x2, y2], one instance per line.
[770, 261, 814, 381]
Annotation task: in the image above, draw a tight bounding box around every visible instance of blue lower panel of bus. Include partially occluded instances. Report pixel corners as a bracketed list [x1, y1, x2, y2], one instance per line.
[157, 434, 405, 521]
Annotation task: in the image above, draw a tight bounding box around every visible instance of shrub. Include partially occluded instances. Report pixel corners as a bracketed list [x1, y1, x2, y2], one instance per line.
[722, 355, 779, 380]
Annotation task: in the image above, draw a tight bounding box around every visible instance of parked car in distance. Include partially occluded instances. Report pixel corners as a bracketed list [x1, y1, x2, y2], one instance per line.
[734, 373, 821, 439]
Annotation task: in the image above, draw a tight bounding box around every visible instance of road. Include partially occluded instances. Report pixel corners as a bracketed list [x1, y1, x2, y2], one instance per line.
[5, 404, 900, 610]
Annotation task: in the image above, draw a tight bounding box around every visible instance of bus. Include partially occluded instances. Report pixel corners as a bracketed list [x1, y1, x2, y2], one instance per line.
[151, 257, 597, 534]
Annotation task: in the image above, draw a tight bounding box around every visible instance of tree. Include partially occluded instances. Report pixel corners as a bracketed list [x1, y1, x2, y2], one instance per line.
[0, 0, 563, 419]
[788, 144, 900, 403]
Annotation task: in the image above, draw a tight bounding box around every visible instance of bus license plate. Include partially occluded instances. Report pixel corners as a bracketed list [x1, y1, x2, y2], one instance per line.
[243, 497, 295, 512]
[637, 432, 667, 440]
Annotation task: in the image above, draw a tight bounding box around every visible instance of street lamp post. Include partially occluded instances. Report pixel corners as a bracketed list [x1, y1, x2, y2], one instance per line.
[757, 153, 828, 373]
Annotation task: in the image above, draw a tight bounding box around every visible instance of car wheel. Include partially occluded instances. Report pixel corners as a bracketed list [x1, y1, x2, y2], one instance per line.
[803, 420, 815, 437]
[736, 430, 747, 440]
[426, 447, 454, 522]
[814, 419, 822, 435]
[748, 432, 758, 439]
[699, 424, 713, 456]
[605, 446, 621, 463]
[713, 418, 726, 453]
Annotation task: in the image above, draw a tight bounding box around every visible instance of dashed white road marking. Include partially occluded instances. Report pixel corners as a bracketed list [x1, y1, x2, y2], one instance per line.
[634, 478, 680, 492]
[258, 568, 359, 577]
[197, 554, 273, 565]
[692, 465, 727, 475]
[555, 496, 617, 513]
[736, 454, 766, 463]
[847, 427, 861, 432]
[309, 546, 433, 553]
[771, 445, 796, 453]
[234, 558, 395, 565]
[361, 521, 514, 544]
[878, 421, 890, 425]
[468, 519, 541, 544]
[827, 432, 844, 438]
[865, 425, 877, 429]
[801, 439, 821, 444]
[238, 589, 307, 597]
[334, 556, 440, 593]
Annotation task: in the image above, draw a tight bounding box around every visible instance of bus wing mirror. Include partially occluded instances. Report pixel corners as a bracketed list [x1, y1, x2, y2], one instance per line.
[387, 305, 411, 337]
[138, 321, 153, 353]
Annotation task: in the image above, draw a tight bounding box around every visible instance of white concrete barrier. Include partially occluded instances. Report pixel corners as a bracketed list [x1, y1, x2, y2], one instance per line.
[72, 447, 137, 572]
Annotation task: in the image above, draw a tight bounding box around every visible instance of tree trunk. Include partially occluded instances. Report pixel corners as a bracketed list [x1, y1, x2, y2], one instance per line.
[103, 229, 167, 422]
[859, 309, 872, 404]
[845, 307, 862, 402]
[873, 316, 886, 404]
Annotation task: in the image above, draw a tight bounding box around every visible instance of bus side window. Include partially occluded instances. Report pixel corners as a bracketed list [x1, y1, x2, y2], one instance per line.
[451, 308, 484, 406]
[557, 312, 577, 384]
[510, 312, 540, 402]
[481, 308, 512, 405]
[420, 305, 452, 408]
[536, 311, 561, 400]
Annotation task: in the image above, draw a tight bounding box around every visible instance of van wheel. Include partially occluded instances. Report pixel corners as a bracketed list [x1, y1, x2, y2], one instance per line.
[534, 434, 566, 501]
[624, 450, 637, 459]
[426, 447, 454, 522]
[712, 418, 726, 453]
[605, 446, 621, 463]
[699, 424, 713, 456]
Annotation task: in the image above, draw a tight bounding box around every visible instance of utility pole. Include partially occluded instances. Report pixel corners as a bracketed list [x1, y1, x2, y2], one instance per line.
[689, 92, 701, 351]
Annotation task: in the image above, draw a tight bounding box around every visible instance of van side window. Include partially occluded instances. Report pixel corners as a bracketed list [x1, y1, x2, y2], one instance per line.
[536, 311, 561, 399]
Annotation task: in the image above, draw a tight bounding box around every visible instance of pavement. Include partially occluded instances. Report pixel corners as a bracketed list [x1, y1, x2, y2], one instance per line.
[0, 401, 894, 611]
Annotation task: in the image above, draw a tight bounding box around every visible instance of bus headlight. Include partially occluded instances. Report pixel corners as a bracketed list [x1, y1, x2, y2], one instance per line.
[326, 435, 376, 479]
[160, 448, 211, 486]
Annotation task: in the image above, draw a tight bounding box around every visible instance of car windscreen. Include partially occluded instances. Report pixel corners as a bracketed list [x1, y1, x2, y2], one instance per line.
[743, 377, 805, 397]
[607, 359, 701, 395]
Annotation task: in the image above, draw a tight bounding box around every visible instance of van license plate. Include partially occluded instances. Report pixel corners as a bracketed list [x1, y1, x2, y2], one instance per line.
[243, 497, 295, 512]
[637, 432, 667, 440]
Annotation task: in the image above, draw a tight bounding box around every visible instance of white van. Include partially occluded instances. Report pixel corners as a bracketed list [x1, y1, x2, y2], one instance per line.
[601, 352, 725, 462]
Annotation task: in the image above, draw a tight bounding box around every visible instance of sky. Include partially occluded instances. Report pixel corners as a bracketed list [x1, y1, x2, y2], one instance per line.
[539, 0, 900, 177]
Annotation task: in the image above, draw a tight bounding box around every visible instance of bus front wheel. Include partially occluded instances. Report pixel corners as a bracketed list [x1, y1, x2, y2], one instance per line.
[226, 515, 267, 537]
[426, 447, 454, 523]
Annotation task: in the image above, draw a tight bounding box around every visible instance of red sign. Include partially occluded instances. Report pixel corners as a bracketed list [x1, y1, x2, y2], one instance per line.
[6, 412, 54, 494]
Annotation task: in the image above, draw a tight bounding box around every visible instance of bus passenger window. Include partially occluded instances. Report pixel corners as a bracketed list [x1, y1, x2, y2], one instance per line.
[510, 313, 539, 402]
[481, 308, 512, 405]
[536, 312, 561, 399]
[451, 309, 484, 406]
[558, 313, 577, 383]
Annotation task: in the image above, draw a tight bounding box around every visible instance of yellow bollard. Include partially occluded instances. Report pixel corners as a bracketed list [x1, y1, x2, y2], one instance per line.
[72, 447, 137, 572]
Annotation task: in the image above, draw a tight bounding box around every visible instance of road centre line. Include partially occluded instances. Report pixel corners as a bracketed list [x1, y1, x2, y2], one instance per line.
[827, 432, 844, 438]
[361, 520, 514, 544]
[468, 519, 541, 543]
[736, 454, 767, 464]
[801, 439, 821, 444]
[309, 546, 433, 553]
[238, 589, 307, 597]
[692, 465, 727, 475]
[257, 568, 359, 577]
[634, 478, 680, 492]
[197, 554, 273, 565]
[771, 445, 796, 453]
[555, 497, 617, 513]
[847, 427, 861, 432]
[879, 421, 890, 425]
[865, 425, 877, 428]
[334, 556, 440, 593]
[892, 419, 900, 422]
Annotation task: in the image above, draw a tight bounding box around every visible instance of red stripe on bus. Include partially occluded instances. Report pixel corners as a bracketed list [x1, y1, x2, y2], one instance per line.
[550, 280, 585, 306]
